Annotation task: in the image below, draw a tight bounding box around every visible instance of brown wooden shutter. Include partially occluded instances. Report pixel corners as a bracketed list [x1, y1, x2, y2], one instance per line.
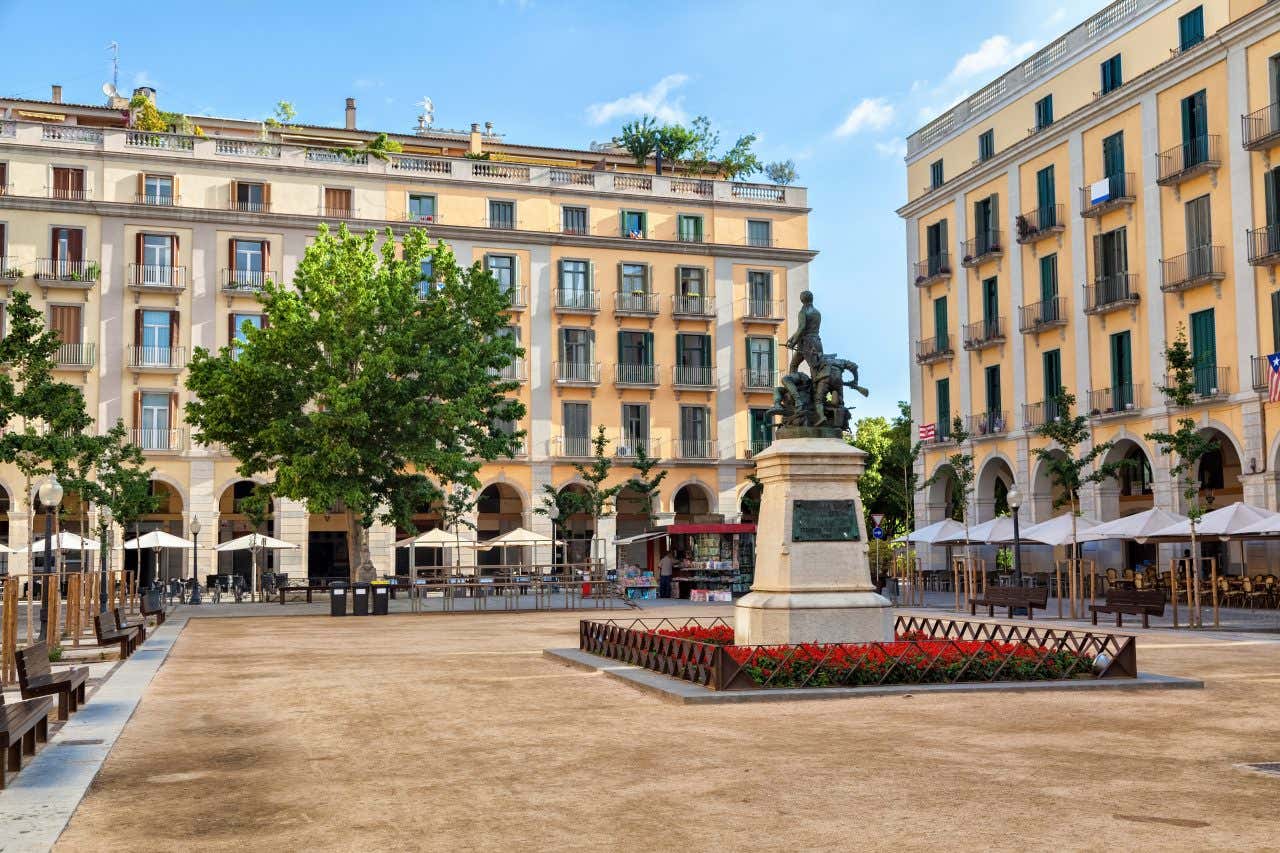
[172, 175, 180, 202]
[263, 182, 271, 210]
[260, 312, 269, 330]
[68, 229, 83, 264]
[133, 391, 141, 429]
[70, 169, 84, 194]
[136, 172, 145, 200]
[133, 309, 142, 347]
[49, 228, 57, 259]
[135, 232, 144, 265]
[261, 241, 270, 277]
[169, 392, 177, 425]
[228, 238, 236, 274]
[230, 180, 238, 210]
[228, 313, 236, 345]
[0, 223, 6, 257]
[169, 310, 179, 346]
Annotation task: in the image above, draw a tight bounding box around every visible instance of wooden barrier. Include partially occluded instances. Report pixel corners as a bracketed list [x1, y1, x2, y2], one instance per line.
[1, 582, 16, 685]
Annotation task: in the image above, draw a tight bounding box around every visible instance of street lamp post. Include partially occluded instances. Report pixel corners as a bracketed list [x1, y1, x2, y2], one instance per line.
[37, 477, 64, 642]
[189, 516, 202, 605]
[1007, 486, 1024, 587]
[546, 504, 560, 573]
[99, 505, 111, 613]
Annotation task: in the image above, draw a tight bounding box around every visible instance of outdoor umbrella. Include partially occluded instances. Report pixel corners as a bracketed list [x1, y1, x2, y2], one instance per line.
[1019, 514, 1104, 546]
[395, 527, 477, 576]
[896, 518, 966, 544]
[121, 530, 194, 550]
[1231, 513, 1280, 537]
[478, 527, 556, 574]
[214, 533, 300, 599]
[1145, 501, 1279, 541]
[935, 516, 1017, 544]
[20, 532, 99, 552]
[1086, 507, 1187, 540]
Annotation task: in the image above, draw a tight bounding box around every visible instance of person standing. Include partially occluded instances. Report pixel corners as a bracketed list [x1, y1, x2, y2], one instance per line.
[659, 550, 674, 599]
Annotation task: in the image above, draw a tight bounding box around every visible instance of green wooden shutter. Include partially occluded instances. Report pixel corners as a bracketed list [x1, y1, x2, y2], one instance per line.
[618, 210, 626, 237]
[1266, 168, 1279, 228]
[768, 337, 776, 371]
[1036, 166, 1055, 218]
[1191, 308, 1217, 392]
[936, 379, 950, 436]
[983, 277, 998, 325]
[934, 296, 948, 346]
[985, 365, 1001, 415]
[700, 334, 711, 368]
[643, 331, 654, 365]
[1040, 255, 1057, 303]
[1271, 291, 1280, 353]
[616, 330, 625, 366]
[939, 219, 948, 264]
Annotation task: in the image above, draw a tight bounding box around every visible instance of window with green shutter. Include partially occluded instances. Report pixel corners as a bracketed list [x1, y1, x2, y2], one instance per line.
[1100, 54, 1123, 94]
[677, 214, 704, 243]
[930, 160, 944, 189]
[1190, 308, 1217, 396]
[1109, 331, 1132, 411]
[933, 296, 948, 348]
[1036, 165, 1056, 226]
[1034, 95, 1053, 131]
[1039, 254, 1058, 320]
[1271, 291, 1280, 353]
[1181, 89, 1208, 167]
[1178, 6, 1204, 52]
[1043, 349, 1062, 412]
[978, 129, 994, 162]
[984, 365, 1001, 421]
[1102, 131, 1125, 178]
[935, 378, 950, 439]
[621, 210, 647, 238]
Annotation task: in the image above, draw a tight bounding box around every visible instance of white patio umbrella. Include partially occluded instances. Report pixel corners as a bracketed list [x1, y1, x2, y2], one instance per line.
[896, 518, 966, 544]
[396, 526, 478, 577]
[214, 533, 299, 599]
[1145, 501, 1280, 541]
[936, 516, 1017, 544]
[122, 530, 194, 550]
[1020, 514, 1104, 546]
[1232, 513, 1280, 537]
[20, 531, 99, 552]
[1087, 507, 1187, 540]
[479, 527, 555, 574]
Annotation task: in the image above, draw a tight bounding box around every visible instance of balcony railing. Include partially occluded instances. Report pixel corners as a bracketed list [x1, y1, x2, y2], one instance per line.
[743, 437, 773, 459]
[553, 435, 593, 459]
[742, 298, 784, 322]
[306, 148, 368, 166]
[613, 174, 653, 192]
[913, 253, 952, 286]
[1015, 204, 1065, 244]
[676, 231, 706, 244]
[391, 155, 452, 175]
[554, 289, 599, 312]
[1018, 297, 1068, 333]
[322, 206, 355, 219]
[1087, 384, 1141, 416]
[230, 199, 271, 213]
[1080, 172, 1136, 217]
[673, 365, 715, 387]
[670, 178, 713, 198]
[34, 259, 99, 283]
[1, 257, 21, 279]
[492, 358, 527, 382]
[129, 264, 187, 290]
[135, 193, 180, 207]
[1160, 245, 1225, 292]
[914, 334, 953, 364]
[1084, 273, 1139, 314]
[473, 162, 530, 181]
[732, 182, 785, 202]
[614, 363, 658, 386]
[672, 294, 714, 318]
[41, 125, 102, 144]
[1022, 399, 1064, 429]
[966, 410, 1008, 438]
[130, 428, 186, 452]
[615, 438, 660, 459]
[127, 345, 187, 370]
[125, 130, 196, 152]
[1247, 224, 1280, 266]
[215, 139, 281, 159]
[222, 268, 274, 292]
[554, 361, 600, 384]
[550, 168, 595, 187]
[614, 292, 659, 315]
[962, 317, 1005, 350]
[960, 230, 1003, 267]
[49, 187, 89, 201]
[675, 438, 717, 460]
[1243, 102, 1280, 150]
[741, 368, 777, 391]
[1166, 366, 1230, 401]
[503, 286, 528, 309]
[1156, 135, 1220, 185]
[55, 343, 95, 368]
[1252, 354, 1277, 391]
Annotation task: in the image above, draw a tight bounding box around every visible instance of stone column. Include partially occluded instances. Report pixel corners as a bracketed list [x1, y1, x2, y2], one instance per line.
[275, 498, 308, 579]
[367, 519, 396, 577]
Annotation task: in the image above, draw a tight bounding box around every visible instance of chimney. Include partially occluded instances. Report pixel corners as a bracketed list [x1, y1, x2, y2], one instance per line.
[345, 97, 357, 130]
[51, 85, 62, 104]
[469, 123, 482, 155]
[132, 86, 156, 105]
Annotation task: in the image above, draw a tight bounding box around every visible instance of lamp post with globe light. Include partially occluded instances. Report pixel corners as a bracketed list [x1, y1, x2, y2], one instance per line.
[189, 516, 202, 605]
[37, 477, 63, 641]
[1007, 485, 1024, 587]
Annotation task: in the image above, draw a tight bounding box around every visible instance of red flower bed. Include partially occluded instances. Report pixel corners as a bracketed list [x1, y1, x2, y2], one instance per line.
[651, 626, 1094, 687]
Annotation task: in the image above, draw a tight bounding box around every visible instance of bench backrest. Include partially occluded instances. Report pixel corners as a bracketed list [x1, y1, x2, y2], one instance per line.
[17, 644, 50, 682]
[1106, 589, 1165, 609]
[1025, 586, 1049, 606]
[112, 608, 128, 629]
[982, 587, 1021, 603]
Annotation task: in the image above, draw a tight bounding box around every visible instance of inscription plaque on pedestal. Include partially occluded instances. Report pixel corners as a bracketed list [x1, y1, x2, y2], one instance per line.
[791, 499, 860, 542]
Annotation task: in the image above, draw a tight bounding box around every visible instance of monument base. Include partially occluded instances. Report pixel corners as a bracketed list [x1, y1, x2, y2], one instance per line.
[734, 590, 893, 646]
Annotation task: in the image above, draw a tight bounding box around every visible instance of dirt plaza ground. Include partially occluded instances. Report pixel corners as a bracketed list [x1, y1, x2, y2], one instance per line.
[55, 606, 1280, 852]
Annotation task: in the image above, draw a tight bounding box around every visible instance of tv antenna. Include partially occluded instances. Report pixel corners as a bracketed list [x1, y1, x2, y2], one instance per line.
[107, 42, 119, 92]
[415, 96, 434, 132]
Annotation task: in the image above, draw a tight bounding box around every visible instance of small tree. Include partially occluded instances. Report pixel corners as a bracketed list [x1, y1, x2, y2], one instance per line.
[765, 160, 798, 185]
[1032, 390, 1130, 617]
[625, 443, 668, 523]
[534, 426, 622, 566]
[93, 421, 158, 601]
[263, 100, 296, 128]
[1146, 324, 1218, 625]
[717, 133, 761, 180]
[921, 416, 975, 604]
[617, 116, 658, 170]
[655, 123, 698, 174]
[437, 482, 477, 573]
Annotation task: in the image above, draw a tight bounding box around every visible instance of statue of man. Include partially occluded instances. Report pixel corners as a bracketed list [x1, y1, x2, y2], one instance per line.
[814, 355, 870, 428]
[784, 290, 823, 375]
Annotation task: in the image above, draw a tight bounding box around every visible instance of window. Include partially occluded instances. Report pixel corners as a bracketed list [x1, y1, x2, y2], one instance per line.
[748, 408, 773, 454]
[676, 266, 707, 315]
[234, 181, 267, 213]
[747, 220, 772, 247]
[0, 162, 7, 195]
[621, 209, 647, 238]
[49, 227, 84, 280]
[138, 310, 174, 366]
[1093, 228, 1128, 302]
[981, 276, 998, 334]
[676, 332, 712, 385]
[562, 206, 588, 235]
[1184, 193, 1212, 261]
[1039, 254, 1059, 321]
[1178, 6, 1204, 52]
[1272, 290, 1280, 353]
[978, 129, 995, 162]
[677, 214, 704, 243]
[935, 378, 950, 440]
[408, 194, 436, 222]
[617, 330, 653, 384]
[230, 313, 263, 358]
[558, 259, 591, 308]
[488, 200, 515, 230]
[1102, 131, 1125, 178]
[1110, 330, 1133, 411]
[1180, 89, 1209, 168]
[417, 257, 437, 298]
[984, 365, 1002, 423]
[929, 159, 944, 190]
[485, 254, 516, 295]
[620, 404, 649, 455]
[746, 337, 775, 387]
[1035, 165, 1056, 227]
[747, 271, 773, 317]
[972, 194, 998, 255]
[51, 167, 85, 200]
[679, 406, 710, 458]
[231, 239, 267, 288]
[933, 295, 948, 349]
[558, 328, 594, 382]
[1190, 308, 1217, 396]
[324, 187, 352, 217]
[925, 219, 948, 275]
[620, 263, 648, 294]
[49, 304, 81, 349]
[139, 392, 172, 450]
[139, 234, 174, 286]
[562, 402, 590, 456]
[142, 174, 174, 206]
[1043, 349, 1062, 414]
[1100, 54, 1123, 94]
[1034, 95, 1054, 131]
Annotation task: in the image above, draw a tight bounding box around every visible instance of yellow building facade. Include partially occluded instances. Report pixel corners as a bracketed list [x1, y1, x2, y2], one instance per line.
[0, 90, 813, 581]
[901, 0, 1280, 573]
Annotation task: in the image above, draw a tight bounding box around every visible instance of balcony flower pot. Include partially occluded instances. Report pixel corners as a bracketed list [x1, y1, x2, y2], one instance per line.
[3, 269, 20, 280]
[915, 275, 926, 284]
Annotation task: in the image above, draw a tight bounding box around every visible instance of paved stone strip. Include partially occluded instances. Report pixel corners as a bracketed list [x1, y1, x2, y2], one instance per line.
[0, 616, 186, 853]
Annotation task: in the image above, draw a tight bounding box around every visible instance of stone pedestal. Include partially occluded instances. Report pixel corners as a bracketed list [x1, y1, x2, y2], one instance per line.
[734, 432, 892, 645]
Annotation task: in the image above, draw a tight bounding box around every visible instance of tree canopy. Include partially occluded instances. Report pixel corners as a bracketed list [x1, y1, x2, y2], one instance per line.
[185, 225, 525, 580]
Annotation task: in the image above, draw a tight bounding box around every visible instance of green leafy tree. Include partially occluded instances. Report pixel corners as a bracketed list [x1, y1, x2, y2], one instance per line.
[129, 94, 167, 132]
[185, 225, 525, 581]
[534, 426, 623, 563]
[617, 116, 658, 170]
[624, 443, 668, 523]
[92, 421, 158, 598]
[855, 402, 920, 536]
[334, 132, 404, 163]
[1032, 389, 1131, 615]
[921, 416, 975, 593]
[717, 133, 762, 180]
[1146, 324, 1218, 624]
[684, 116, 720, 177]
[765, 160, 798, 185]
[655, 123, 698, 174]
[437, 481, 477, 573]
[263, 100, 296, 128]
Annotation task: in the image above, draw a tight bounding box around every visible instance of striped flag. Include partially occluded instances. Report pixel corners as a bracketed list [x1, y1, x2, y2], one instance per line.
[1268, 352, 1280, 403]
[918, 423, 937, 441]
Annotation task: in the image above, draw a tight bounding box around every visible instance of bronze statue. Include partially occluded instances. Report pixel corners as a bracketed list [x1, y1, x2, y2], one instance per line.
[783, 290, 823, 375]
[770, 292, 867, 434]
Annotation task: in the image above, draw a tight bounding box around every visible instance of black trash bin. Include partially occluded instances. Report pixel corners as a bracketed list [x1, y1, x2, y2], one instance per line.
[371, 584, 389, 616]
[330, 581, 349, 616]
[352, 582, 371, 616]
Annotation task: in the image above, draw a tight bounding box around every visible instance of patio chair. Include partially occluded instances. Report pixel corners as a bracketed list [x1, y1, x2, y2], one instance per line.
[1242, 578, 1268, 610]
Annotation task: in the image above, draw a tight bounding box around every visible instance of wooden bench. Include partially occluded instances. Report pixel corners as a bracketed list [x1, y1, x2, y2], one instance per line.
[969, 586, 1050, 619]
[94, 612, 137, 659]
[113, 608, 146, 645]
[0, 693, 53, 789]
[1092, 589, 1167, 628]
[141, 595, 167, 627]
[279, 584, 326, 604]
[17, 644, 89, 721]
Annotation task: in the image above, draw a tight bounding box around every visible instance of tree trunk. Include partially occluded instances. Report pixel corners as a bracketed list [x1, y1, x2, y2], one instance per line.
[347, 513, 376, 582]
[1069, 496, 1079, 619]
[1189, 523, 1202, 629]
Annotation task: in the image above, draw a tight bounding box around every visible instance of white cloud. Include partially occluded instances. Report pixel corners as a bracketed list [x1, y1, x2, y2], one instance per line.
[834, 97, 895, 137]
[131, 70, 156, 88]
[586, 74, 689, 125]
[875, 139, 907, 160]
[948, 35, 1037, 82]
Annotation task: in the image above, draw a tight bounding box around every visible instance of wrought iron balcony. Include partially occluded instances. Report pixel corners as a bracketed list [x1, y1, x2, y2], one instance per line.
[554, 361, 600, 385]
[1156, 135, 1220, 186]
[34, 259, 99, 284]
[1018, 297, 1068, 333]
[1087, 384, 1141, 418]
[672, 294, 714, 319]
[966, 410, 1008, 438]
[1080, 172, 1135, 218]
[127, 345, 187, 371]
[1022, 399, 1064, 429]
[551, 435, 593, 459]
[960, 230, 1003, 268]
[134, 193, 180, 207]
[742, 437, 773, 459]
[962, 317, 1005, 351]
[914, 334, 953, 364]
[741, 368, 777, 392]
[54, 342, 95, 369]
[614, 363, 658, 386]
[48, 187, 89, 201]
[1084, 274, 1140, 315]
[913, 253, 951, 287]
[221, 268, 274, 292]
[675, 438, 717, 460]
[615, 438, 660, 459]
[1165, 366, 1230, 402]
[1247, 224, 1280, 266]
[491, 358, 527, 382]
[130, 428, 186, 453]
[230, 199, 271, 214]
[741, 298, 784, 323]
[502, 286, 527, 310]
[614, 291, 659, 316]
[1015, 204, 1065, 244]
[128, 264, 187, 291]
[554, 289, 599, 313]
[1243, 102, 1280, 151]
[0, 257, 21, 280]
[1252, 354, 1278, 392]
[1160, 245, 1224, 292]
[673, 365, 715, 388]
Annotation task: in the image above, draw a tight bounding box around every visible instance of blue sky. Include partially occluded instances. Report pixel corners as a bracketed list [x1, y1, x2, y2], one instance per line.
[0, 0, 1109, 420]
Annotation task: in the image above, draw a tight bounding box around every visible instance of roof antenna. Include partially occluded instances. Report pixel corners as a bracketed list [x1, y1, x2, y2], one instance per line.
[107, 41, 119, 92]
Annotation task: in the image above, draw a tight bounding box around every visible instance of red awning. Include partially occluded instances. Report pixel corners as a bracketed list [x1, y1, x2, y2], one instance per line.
[662, 523, 756, 535]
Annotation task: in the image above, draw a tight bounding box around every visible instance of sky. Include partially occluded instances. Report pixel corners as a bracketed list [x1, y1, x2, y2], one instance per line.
[0, 0, 1110, 421]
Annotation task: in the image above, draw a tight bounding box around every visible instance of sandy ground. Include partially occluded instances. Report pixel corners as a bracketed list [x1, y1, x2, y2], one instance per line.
[54, 607, 1280, 852]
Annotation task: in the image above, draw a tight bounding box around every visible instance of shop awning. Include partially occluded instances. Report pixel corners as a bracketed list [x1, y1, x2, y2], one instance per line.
[612, 531, 669, 546]
[662, 523, 756, 535]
